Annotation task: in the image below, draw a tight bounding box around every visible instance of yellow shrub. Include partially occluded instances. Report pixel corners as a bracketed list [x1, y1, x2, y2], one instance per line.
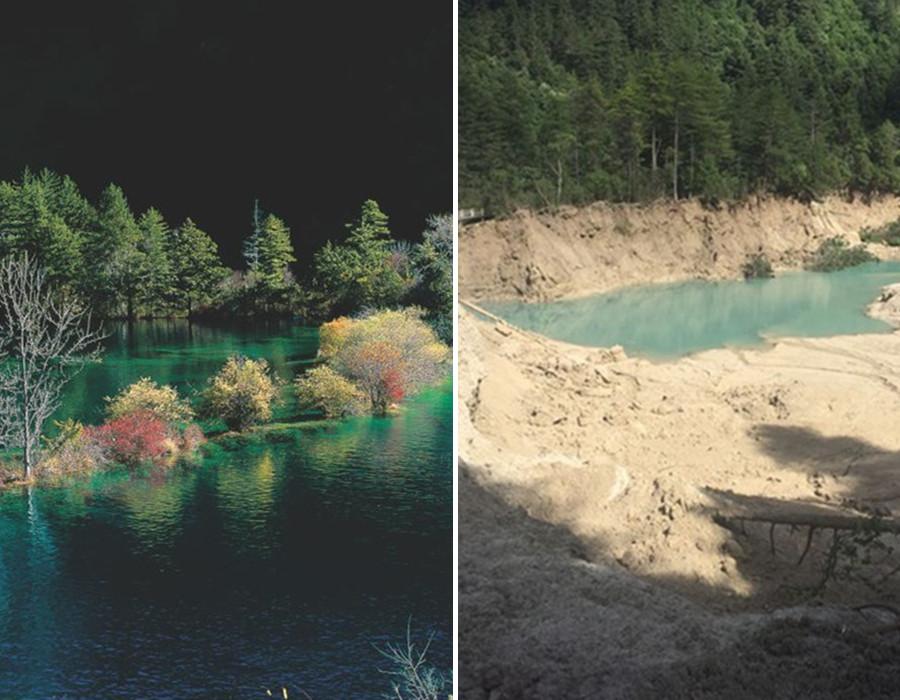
[36, 419, 108, 479]
[318, 316, 353, 359]
[106, 378, 194, 424]
[201, 356, 282, 431]
[295, 365, 365, 418]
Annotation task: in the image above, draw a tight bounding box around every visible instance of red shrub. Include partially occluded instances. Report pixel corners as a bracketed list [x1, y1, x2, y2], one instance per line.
[339, 340, 406, 414]
[384, 368, 405, 403]
[85, 410, 171, 466]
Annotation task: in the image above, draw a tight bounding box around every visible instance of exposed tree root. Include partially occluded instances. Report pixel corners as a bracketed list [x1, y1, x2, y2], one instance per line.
[705, 488, 900, 535]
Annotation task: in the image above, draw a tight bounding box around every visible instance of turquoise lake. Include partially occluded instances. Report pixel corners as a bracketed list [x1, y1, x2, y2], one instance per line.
[0, 321, 451, 699]
[484, 261, 900, 359]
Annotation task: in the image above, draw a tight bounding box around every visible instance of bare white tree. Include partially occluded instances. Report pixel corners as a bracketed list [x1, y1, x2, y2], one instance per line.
[0, 254, 105, 479]
[375, 618, 447, 700]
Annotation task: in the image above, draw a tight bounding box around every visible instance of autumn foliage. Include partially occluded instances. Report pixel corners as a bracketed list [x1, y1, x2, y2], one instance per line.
[318, 316, 353, 359]
[312, 308, 448, 416]
[39, 379, 208, 474]
[36, 419, 108, 478]
[294, 365, 364, 418]
[201, 355, 282, 431]
[85, 410, 172, 466]
[105, 377, 194, 424]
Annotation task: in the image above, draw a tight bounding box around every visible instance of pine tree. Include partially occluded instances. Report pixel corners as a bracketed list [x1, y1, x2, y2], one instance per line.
[871, 120, 900, 192]
[243, 198, 265, 271]
[86, 183, 143, 318]
[411, 214, 453, 342]
[313, 239, 360, 313]
[314, 200, 397, 314]
[137, 208, 174, 315]
[0, 172, 85, 287]
[346, 199, 391, 247]
[460, 0, 900, 206]
[345, 199, 395, 308]
[257, 214, 296, 291]
[167, 218, 227, 317]
[54, 174, 97, 233]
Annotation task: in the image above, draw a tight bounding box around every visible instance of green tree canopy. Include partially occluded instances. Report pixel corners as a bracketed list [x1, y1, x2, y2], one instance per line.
[86, 183, 143, 317]
[137, 208, 174, 315]
[460, 0, 900, 209]
[167, 217, 227, 316]
[313, 199, 409, 314]
[257, 214, 296, 291]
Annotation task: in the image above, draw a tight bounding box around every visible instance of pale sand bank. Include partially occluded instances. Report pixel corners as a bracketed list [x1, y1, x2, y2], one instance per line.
[461, 195, 900, 302]
[461, 269, 900, 697]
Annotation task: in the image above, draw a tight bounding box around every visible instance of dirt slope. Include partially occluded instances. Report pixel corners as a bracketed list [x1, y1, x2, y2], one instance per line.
[460, 195, 900, 302]
[459, 304, 900, 698]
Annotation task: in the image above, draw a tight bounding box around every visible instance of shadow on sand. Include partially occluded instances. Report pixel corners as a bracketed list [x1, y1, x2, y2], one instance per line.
[460, 451, 900, 699]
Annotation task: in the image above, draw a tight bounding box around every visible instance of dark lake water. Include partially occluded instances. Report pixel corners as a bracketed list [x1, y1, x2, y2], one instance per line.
[0, 321, 452, 699]
[485, 261, 900, 359]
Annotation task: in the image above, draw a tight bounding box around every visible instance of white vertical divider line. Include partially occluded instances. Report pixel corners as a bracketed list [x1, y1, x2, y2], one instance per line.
[452, 0, 460, 696]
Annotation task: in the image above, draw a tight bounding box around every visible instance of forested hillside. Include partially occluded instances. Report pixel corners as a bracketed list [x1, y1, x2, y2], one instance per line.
[460, 0, 900, 211]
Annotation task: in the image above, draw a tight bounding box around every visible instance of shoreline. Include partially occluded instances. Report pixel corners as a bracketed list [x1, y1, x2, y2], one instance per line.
[465, 271, 900, 369]
[460, 194, 900, 303]
[459, 204, 900, 694]
[460, 301, 900, 607]
[461, 306, 900, 693]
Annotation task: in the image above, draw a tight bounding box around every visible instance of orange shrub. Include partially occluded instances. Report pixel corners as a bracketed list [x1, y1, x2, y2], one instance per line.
[318, 316, 353, 359]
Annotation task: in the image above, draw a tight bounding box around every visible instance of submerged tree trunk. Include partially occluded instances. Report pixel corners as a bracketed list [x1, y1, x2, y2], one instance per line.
[369, 387, 388, 417]
[22, 431, 33, 480]
[20, 352, 31, 480]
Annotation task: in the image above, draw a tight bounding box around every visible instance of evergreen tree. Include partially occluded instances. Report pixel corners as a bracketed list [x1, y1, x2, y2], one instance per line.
[167, 218, 227, 317]
[31, 169, 96, 234]
[411, 214, 453, 342]
[0, 171, 85, 286]
[346, 199, 391, 247]
[257, 214, 296, 291]
[343, 199, 393, 307]
[243, 198, 265, 271]
[314, 199, 402, 314]
[0, 170, 447, 325]
[86, 183, 143, 318]
[137, 208, 174, 315]
[313, 239, 360, 314]
[871, 120, 900, 192]
[460, 0, 900, 208]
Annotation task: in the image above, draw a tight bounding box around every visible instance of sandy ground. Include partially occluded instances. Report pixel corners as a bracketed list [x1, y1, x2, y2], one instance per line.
[459, 197, 900, 698]
[460, 195, 900, 302]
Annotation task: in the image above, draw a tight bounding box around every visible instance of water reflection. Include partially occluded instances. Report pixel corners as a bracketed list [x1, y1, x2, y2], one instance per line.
[0, 324, 450, 699]
[216, 448, 279, 555]
[59, 320, 318, 424]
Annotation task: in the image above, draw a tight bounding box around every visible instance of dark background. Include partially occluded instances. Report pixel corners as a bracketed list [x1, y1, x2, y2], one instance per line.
[0, 1, 451, 267]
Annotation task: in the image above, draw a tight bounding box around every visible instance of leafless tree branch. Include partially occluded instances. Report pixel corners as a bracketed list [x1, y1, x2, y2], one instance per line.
[374, 617, 446, 700]
[0, 254, 105, 479]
